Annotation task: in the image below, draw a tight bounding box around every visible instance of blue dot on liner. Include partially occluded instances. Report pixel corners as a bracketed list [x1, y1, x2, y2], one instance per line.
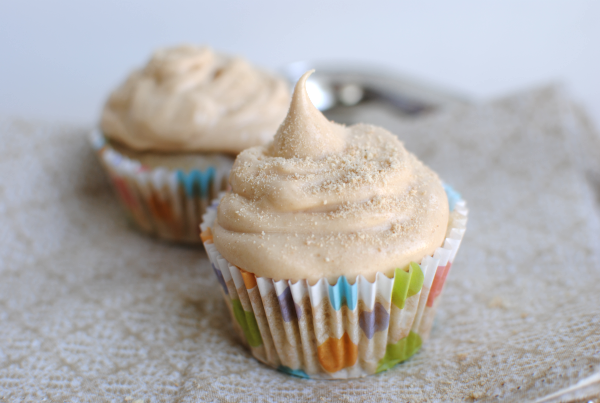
[177, 167, 216, 197]
[278, 366, 310, 379]
[328, 276, 358, 311]
[443, 183, 461, 212]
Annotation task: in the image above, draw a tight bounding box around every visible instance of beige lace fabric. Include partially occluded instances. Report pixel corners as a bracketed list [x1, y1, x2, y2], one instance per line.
[1, 86, 599, 402]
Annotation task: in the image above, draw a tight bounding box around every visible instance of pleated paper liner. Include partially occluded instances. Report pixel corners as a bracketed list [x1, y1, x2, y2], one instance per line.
[200, 189, 468, 379]
[90, 129, 232, 243]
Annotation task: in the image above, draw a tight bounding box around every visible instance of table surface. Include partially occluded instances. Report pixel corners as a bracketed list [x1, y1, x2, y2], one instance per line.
[2, 85, 600, 402]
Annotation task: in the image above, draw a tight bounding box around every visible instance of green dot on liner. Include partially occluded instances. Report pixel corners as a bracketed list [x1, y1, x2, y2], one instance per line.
[391, 262, 425, 310]
[376, 331, 423, 373]
[231, 299, 263, 347]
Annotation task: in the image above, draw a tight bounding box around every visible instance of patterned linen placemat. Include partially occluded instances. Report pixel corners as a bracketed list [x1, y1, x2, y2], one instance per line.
[1, 86, 599, 402]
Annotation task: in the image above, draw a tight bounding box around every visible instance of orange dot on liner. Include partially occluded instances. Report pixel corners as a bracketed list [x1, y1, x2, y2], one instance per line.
[200, 227, 214, 243]
[317, 332, 358, 373]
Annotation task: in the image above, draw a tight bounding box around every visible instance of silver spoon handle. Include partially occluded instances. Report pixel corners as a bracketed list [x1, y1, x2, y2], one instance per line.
[281, 61, 470, 113]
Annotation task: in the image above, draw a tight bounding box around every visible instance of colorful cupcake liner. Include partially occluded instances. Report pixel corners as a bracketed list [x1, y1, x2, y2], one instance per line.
[200, 188, 468, 379]
[90, 129, 232, 243]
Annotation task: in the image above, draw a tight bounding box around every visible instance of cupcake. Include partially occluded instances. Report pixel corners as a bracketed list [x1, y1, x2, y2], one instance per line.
[91, 45, 290, 243]
[201, 70, 468, 378]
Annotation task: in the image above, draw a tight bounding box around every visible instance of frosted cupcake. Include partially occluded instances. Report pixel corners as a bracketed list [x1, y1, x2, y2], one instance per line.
[91, 45, 290, 243]
[201, 70, 468, 378]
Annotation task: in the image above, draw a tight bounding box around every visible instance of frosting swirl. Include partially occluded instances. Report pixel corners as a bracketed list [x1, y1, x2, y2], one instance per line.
[213, 70, 449, 283]
[100, 45, 290, 154]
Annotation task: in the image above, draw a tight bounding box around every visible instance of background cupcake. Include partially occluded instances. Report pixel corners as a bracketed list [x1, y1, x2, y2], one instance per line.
[91, 45, 290, 243]
[200, 71, 468, 379]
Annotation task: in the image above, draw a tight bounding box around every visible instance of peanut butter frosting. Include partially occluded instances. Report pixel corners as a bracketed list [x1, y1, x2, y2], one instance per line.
[213, 70, 449, 283]
[100, 45, 290, 154]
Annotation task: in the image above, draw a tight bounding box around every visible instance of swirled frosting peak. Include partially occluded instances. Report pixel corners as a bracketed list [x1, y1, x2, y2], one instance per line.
[213, 70, 449, 283]
[271, 70, 346, 159]
[100, 45, 290, 154]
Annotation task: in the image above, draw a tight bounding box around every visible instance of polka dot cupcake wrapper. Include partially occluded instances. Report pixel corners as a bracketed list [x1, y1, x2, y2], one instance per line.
[200, 190, 468, 379]
[90, 129, 232, 243]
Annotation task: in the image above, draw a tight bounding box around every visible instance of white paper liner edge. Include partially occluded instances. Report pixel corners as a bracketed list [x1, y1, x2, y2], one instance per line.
[201, 192, 468, 379]
[90, 129, 232, 243]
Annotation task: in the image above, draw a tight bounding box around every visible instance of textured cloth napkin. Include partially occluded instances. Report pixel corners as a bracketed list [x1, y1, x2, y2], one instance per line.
[1, 86, 599, 402]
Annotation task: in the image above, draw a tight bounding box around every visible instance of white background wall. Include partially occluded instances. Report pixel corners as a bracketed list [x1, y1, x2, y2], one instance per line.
[2, 0, 599, 126]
